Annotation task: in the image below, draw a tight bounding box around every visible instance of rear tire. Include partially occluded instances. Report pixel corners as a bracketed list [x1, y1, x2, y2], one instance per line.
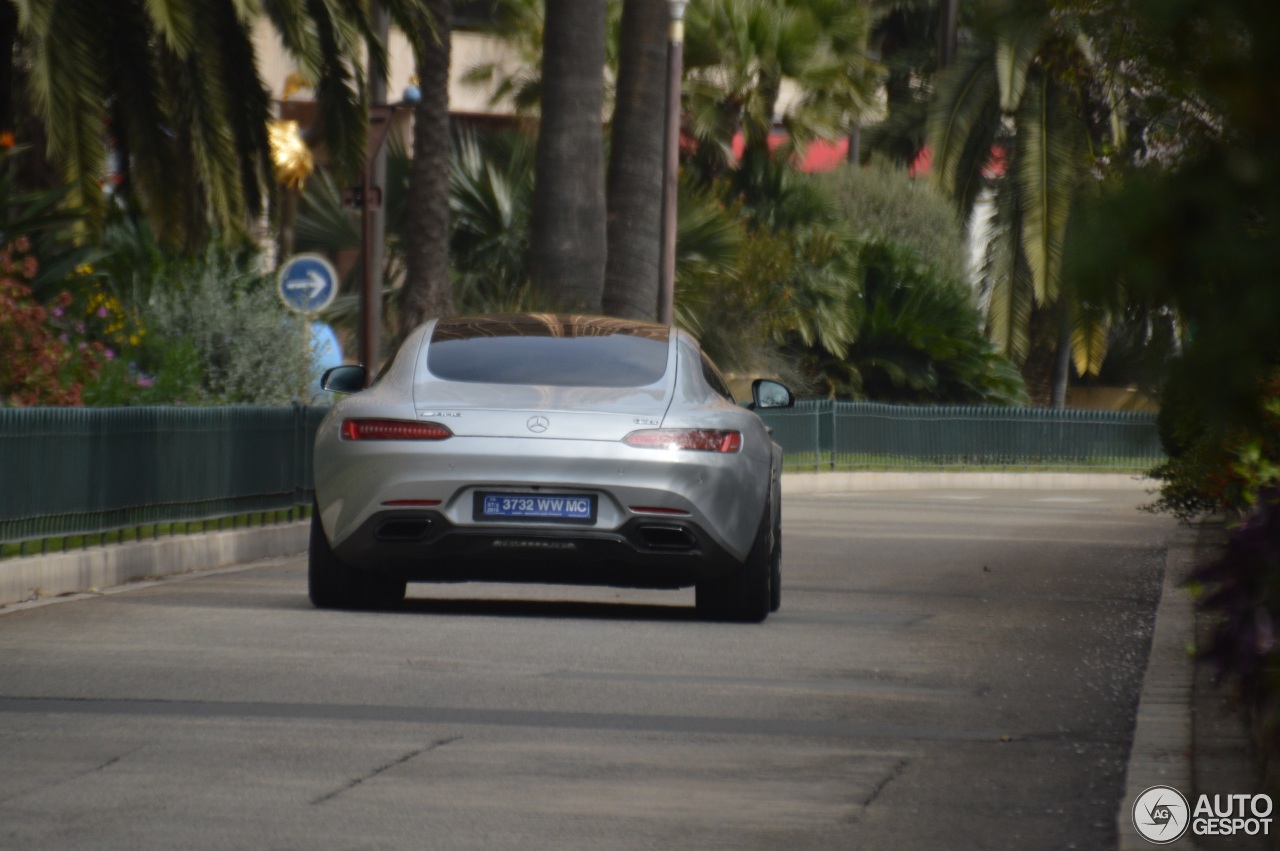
[769, 514, 782, 613]
[308, 505, 406, 610]
[696, 504, 772, 623]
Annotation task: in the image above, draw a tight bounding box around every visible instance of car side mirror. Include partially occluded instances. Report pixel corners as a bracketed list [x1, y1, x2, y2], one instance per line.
[751, 379, 794, 410]
[321, 365, 367, 394]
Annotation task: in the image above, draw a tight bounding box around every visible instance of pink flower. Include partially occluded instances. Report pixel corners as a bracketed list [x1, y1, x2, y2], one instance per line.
[104, 348, 115, 360]
[14, 236, 30, 252]
[52, 307, 63, 317]
[96, 306, 108, 318]
[136, 375, 154, 387]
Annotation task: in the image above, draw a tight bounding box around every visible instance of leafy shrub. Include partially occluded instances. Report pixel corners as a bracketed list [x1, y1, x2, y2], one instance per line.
[1187, 491, 1280, 791]
[805, 240, 1027, 404]
[825, 159, 971, 283]
[1148, 362, 1280, 521]
[0, 239, 108, 406]
[143, 250, 311, 405]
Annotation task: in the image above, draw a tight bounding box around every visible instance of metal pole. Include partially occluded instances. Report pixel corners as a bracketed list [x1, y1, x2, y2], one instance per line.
[657, 0, 687, 326]
[938, 0, 959, 69]
[361, 2, 390, 385]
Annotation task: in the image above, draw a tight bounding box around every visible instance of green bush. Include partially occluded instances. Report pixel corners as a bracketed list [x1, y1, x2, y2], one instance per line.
[806, 240, 1027, 404]
[83, 226, 313, 406]
[144, 250, 311, 405]
[1147, 361, 1280, 521]
[825, 159, 971, 283]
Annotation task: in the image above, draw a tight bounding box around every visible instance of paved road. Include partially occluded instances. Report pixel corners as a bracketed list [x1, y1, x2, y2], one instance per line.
[0, 488, 1172, 850]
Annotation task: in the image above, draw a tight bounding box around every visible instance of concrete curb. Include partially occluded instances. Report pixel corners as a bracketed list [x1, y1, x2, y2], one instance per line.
[0, 522, 308, 608]
[1117, 522, 1198, 850]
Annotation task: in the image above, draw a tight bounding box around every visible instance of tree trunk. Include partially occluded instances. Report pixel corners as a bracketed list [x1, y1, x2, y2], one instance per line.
[602, 0, 667, 321]
[0, 4, 15, 139]
[400, 0, 454, 334]
[530, 0, 607, 313]
[1050, 305, 1072, 409]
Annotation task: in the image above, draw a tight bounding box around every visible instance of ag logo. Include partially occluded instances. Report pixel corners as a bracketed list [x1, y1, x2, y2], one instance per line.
[526, 416, 550, 434]
[1133, 785, 1190, 844]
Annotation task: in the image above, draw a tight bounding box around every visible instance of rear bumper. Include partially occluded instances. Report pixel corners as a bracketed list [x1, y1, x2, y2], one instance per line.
[314, 433, 770, 563]
[331, 508, 746, 589]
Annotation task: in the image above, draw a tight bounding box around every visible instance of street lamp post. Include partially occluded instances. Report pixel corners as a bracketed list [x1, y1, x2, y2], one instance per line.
[356, 92, 420, 386]
[359, 105, 395, 386]
[658, 0, 688, 326]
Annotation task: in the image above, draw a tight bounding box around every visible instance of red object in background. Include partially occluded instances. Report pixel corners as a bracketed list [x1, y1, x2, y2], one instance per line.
[725, 129, 1002, 179]
[730, 132, 850, 172]
[908, 146, 932, 177]
[729, 130, 926, 175]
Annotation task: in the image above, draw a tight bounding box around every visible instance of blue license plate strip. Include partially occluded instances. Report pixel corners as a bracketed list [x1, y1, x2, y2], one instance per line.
[475, 492, 597, 524]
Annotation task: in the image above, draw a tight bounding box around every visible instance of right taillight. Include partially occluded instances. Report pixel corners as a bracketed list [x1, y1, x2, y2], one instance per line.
[622, 429, 742, 453]
[341, 419, 453, 441]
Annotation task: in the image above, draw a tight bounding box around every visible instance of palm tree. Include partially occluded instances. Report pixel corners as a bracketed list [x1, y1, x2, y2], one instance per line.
[928, 0, 1125, 406]
[529, 0, 607, 312]
[682, 0, 880, 176]
[602, 0, 667, 321]
[7, 0, 382, 243]
[398, 0, 455, 331]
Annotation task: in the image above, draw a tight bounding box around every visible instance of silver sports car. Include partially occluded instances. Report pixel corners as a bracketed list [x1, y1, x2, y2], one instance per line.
[310, 313, 794, 622]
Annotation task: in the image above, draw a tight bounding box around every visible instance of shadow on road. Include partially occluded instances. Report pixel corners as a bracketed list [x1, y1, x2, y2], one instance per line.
[388, 596, 700, 622]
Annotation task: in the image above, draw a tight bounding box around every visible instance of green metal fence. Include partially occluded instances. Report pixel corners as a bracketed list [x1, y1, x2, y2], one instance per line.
[0, 402, 1163, 548]
[755, 401, 1163, 471]
[0, 406, 327, 546]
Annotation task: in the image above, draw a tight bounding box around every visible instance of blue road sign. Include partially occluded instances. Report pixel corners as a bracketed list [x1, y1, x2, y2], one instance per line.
[277, 253, 338, 315]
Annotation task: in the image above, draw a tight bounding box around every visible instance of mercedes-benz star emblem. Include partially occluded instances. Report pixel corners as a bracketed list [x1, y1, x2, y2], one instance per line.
[527, 416, 550, 434]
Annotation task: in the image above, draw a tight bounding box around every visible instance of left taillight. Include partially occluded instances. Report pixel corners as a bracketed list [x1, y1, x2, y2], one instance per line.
[340, 419, 453, 441]
[622, 429, 742, 453]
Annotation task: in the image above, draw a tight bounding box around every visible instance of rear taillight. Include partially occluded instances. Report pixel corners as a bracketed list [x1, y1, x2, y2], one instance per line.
[622, 429, 742, 453]
[341, 419, 453, 441]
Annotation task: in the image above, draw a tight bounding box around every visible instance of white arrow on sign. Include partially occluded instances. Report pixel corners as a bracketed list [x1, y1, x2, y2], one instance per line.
[285, 270, 328, 299]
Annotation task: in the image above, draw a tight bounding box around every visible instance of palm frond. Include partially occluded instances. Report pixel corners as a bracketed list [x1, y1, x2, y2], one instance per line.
[176, 3, 248, 234]
[212, 2, 274, 219]
[927, 44, 998, 208]
[261, 0, 324, 81]
[306, 0, 369, 179]
[1072, 30, 1127, 153]
[28, 0, 109, 225]
[296, 169, 361, 253]
[980, 178, 1034, 361]
[102, 0, 183, 235]
[1015, 73, 1082, 306]
[1070, 302, 1110, 376]
[144, 0, 199, 57]
[993, 7, 1044, 113]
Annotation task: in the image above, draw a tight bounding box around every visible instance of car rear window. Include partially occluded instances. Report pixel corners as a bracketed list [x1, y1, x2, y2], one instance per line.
[427, 315, 670, 387]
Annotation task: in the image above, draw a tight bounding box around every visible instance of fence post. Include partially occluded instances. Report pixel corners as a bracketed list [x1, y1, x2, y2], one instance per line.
[828, 400, 837, 471]
[813, 403, 821, 473]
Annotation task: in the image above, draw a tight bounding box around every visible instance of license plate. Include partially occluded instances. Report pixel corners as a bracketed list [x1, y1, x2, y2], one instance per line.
[475, 492, 597, 524]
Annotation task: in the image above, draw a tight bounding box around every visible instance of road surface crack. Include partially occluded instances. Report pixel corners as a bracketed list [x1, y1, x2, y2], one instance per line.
[862, 758, 908, 808]
[311, 736, 462, 805]
[0, 747, 141, 806]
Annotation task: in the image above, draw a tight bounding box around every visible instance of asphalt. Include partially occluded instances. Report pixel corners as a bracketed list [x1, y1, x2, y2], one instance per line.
[0, 471, 1256, 849]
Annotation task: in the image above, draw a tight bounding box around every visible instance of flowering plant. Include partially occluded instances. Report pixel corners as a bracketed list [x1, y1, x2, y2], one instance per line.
[0, 239, 108, 406]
